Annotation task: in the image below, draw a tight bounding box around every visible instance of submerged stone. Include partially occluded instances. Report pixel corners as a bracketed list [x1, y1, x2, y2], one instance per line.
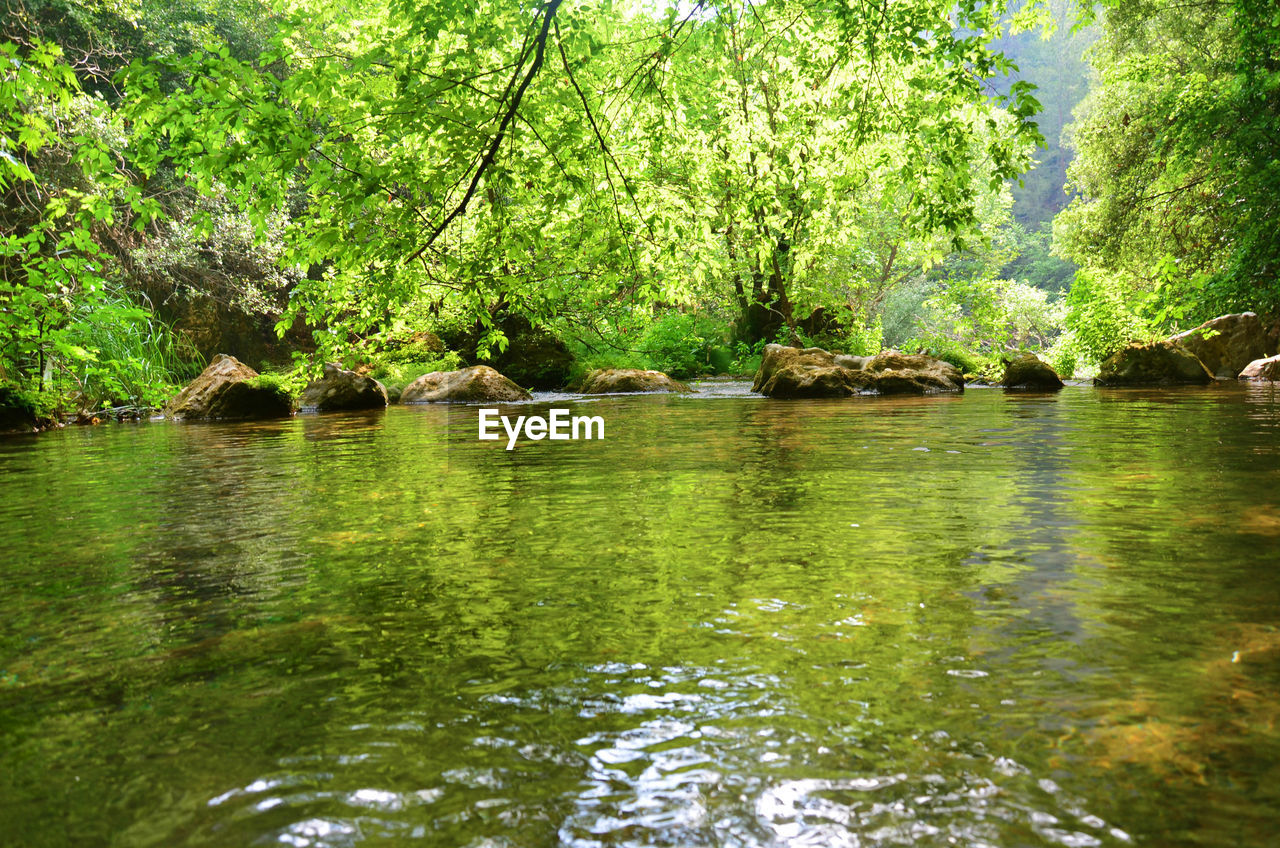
[574, 369, 692, 394]
[400, 365, 532, 403]
[299, 363, 388, 412]
[1094, 341, 1213, 386]
[165, 354, 293, 420]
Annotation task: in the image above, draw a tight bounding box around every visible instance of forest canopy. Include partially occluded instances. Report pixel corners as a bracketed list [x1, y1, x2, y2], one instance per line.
[2, 0, 1277, 411]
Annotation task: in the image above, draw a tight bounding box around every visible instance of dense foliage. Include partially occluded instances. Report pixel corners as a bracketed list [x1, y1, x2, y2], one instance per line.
[1055, 0, 1280, 357]
[2, 0, 1276, 415]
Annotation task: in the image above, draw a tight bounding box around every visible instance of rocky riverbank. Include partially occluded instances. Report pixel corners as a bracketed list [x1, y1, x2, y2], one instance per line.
[6, 311, 1280, 438]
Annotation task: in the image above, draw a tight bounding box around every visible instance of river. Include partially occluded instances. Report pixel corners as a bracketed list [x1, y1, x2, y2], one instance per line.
[2, 383, 1279, 846]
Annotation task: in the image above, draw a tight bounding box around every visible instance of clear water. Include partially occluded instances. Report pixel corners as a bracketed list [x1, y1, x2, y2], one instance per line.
[2, 383, 1279, 847]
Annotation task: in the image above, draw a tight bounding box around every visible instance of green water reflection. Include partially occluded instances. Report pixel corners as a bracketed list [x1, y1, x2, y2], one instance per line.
[2, 384, 1279, 846]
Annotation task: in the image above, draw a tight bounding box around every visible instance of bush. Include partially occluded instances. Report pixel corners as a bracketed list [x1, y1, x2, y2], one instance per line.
[636, 312, 731, 378]
[245, 372, 302, 404]
[1044, 330, 1083, 379]
[927, 339, 988, 376]
[840, 313, 884, 357]
[0, 385, 54, 425]
[365, 351, 463, 392]
[1063, 268, 1151, 364]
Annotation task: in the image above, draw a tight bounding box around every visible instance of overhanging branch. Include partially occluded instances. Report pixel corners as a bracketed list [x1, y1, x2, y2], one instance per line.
[406, 0, 564, 264]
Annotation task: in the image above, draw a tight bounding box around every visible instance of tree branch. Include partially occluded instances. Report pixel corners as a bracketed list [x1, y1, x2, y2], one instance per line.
[406, 0, 564, 264]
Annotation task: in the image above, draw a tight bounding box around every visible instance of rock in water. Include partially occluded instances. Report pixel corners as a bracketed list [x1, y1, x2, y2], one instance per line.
[165, 354, 293, 420]
[752, 345, 965, 398]
[1170, 312, 1274, 378]
[752, 345, 874, 398]
[1094, 341, 1213, 386]
[440, 314, 576, 389]
[864, 350, 966, 395]
[299, 363, 388, 412]
[488, 316, 576, 390]
[1240, 354, 1280, 381]
[400, 366, 532, 403]
[575, 369, 692, 394]
[1000, 352, 1064, 390]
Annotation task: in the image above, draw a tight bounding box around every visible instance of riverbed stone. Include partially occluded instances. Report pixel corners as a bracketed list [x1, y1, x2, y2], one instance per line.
[1169, 312, 1274, 378]
[165, 354, 294, 420]
[299, 363, 388, 412]
[1094, 341, 1214, 386]
[1240, 354, 1280, 381]
[400, 365, 532, 403]
[1000, 352, 1064, 390]
[575, 368, 692, 394]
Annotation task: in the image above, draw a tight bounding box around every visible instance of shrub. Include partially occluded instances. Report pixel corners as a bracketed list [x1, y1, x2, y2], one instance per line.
[636, 312, 731, 378]
[366, 351, 463, 392]
[1064, 268, 1151, 364]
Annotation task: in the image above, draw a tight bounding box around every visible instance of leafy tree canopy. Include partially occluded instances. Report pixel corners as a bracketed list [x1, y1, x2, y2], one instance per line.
[120, 0, 1045, 357]
[1055, 0, 1280, 330]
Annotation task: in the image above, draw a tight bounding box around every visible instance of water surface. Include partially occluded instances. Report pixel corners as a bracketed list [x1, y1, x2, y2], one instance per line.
[2, 383, 1279, 847]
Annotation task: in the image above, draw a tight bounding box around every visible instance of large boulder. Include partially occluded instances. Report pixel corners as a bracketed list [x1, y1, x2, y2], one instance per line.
[1000, 352, 1064, 390]
[751, 345, 963, 398]
[752, 345, 874, 398]
[400, 365, 532, 403]
[1266, 315, 1280, 355]
[1240, 354, 1280, 382]
[1170, 312, 1274, 378]
[165, 354, 293, 420]
[1094, 341, 1214, 386]
[299, 363, 388, 412]
[864, 350, 966, 395]
[575, 368, 692, 394]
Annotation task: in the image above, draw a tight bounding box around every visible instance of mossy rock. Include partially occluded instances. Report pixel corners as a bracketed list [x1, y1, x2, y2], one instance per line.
[299, 363, 388, 412]
[1169, 312, 1274, 378]
[1094, 341, 1213, 386]
[1000, 352, 1064, 390]
[0, 387, 57, 435]
[574, 369, 693, 394]
[400, 366, 532, 403]
[165, 355, 295, 420]
[444, 314, 576, 390]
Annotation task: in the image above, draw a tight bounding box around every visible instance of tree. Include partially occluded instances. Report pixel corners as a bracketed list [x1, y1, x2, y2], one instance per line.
[1055, 0, 1280, 329]
[1, 0, 285, 406]
[123, 0, 1045, 356]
